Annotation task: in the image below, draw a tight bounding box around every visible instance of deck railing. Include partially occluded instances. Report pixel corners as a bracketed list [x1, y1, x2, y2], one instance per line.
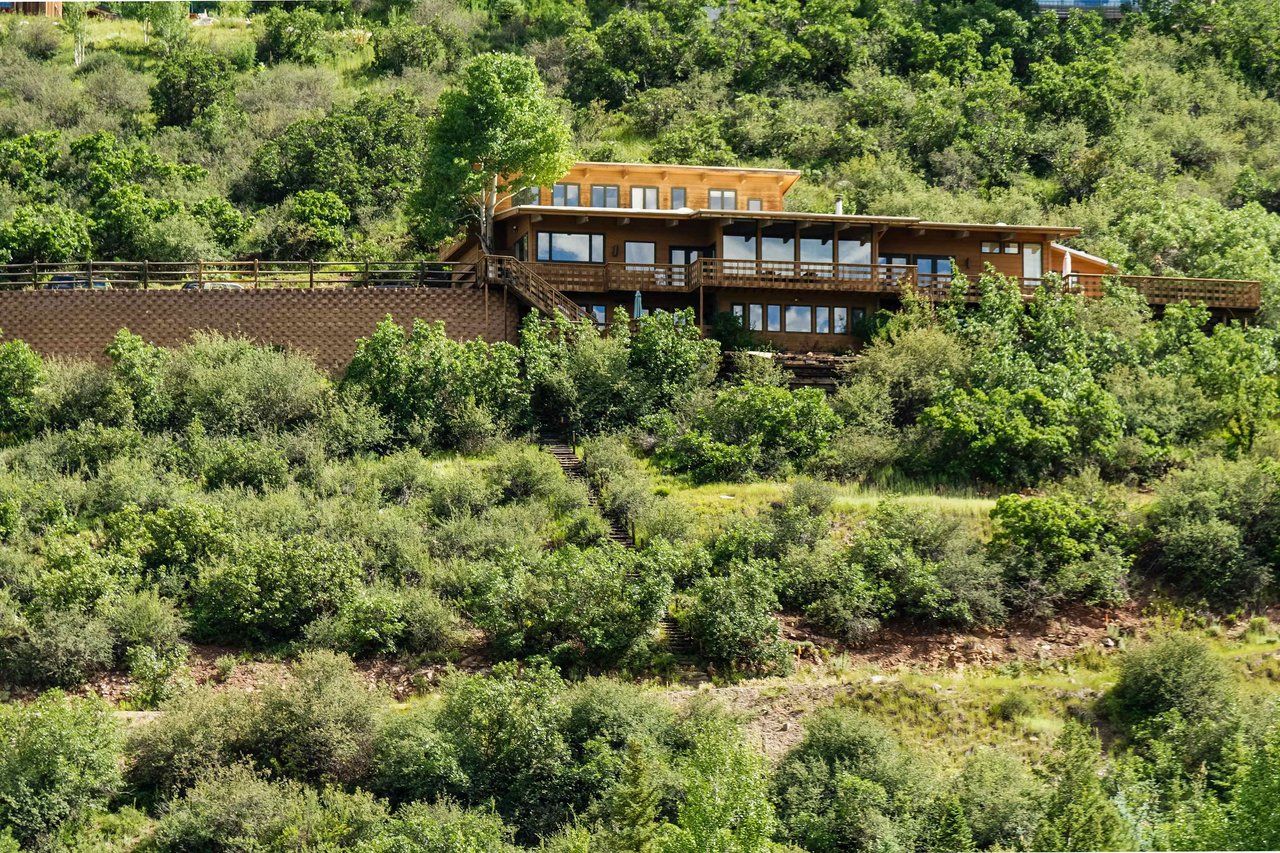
[0, 260, 478, 291]
[526, 258, 1261, 311]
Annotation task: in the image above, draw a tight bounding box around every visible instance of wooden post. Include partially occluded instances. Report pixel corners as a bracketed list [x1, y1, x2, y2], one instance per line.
[253, 258, 259, 290]
[418, 260, 424, 288]
[143, 259, 149, 290]
[87, 258, 93, 287]
[196, 260, 204, 288]
[364, 259, 370, 288]
[31, 260, 37, 290]
[309, 260, 315, 289]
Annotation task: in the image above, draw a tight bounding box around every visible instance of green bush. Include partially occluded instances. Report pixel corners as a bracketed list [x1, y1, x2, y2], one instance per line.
[0, 337, 43, 443]
[103, 587, 187, 661]
[247, 651, 382, 786]
[126, 686, 253, 799]
[192, 534, 362, 644]
[956, 748, 1043, 851]
[371, 19, 443, 74]
[254, 8, 330, 66]
[772, 708, 934, 853]
[0, 692, 122, 848]
[150, 48, 237, 127]
[200, 436, 289, 492]
[0, 608, 114, 688]
[681, 562, 790, 674]
[304, 583, 461, 658]
[1106, 633, 1235, 727]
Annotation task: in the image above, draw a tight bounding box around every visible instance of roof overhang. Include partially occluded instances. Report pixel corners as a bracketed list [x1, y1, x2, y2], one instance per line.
[569, 161, 804, 196]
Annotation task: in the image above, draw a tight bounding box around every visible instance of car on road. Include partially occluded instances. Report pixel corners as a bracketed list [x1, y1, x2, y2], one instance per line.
[181, 281, 245, 291]
[43, 275, 112, 290]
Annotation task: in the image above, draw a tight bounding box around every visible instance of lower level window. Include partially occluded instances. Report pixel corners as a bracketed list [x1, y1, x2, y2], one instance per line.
[784, 305, 812, 333]
[580, 304, 606, 326]
[834, 307, 849, 334]
[536, 232, 604, 263]
[815, 306, 830, 333]
[767, 305, 782, 332]
[748, 304, 764, 331]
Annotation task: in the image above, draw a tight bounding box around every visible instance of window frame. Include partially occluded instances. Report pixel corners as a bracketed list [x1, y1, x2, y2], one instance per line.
[552, 183, 581, 207]
[767, 304, 782, 332]
[630, 186, 659, 209]
[708, 189, 738, 210]
[670, 187, 687, 209]
[536, 231, 606, 264]
[784, 305, 812, 333]
[833, 306, 849, 335]
[747, 197, 763, 211]
[590, 184, 620, 208]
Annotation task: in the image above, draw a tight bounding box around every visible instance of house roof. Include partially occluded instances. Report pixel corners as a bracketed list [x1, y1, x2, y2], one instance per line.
[565, 161, 804, 196]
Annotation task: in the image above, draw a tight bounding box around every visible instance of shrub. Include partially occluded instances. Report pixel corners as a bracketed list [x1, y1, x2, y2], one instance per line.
[103, 587, 187, 661]
[371, 19, 443, 74]
[150, 48, 236, 127]
[254, 8, 330, 65]
[956, 749, 1043, 851]
[304, 583, 462, 658]
[126, 686, 253, 799]
[772, 708, 933, 853]
[1105, 633, 1235, 727]
[0, 337, 43, 443]
[681, 562, 790, 674]
[1031, 722, 1132, 851]
[247, 651, 382, 786]
[125, 645, 190, 709]
[989, 488, 1135, 614]
[192, 534, 362, 644]
[200, 436, 289, 492]
[1, 609, 114, 688]
[0, 692, 123, 848]
[777, 540, 887, 643]
[660, 382, 842, 483]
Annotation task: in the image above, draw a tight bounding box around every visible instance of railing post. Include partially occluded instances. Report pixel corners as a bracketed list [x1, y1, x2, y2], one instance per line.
[142, 259, 149, 290]
[418, 260, 424, 288]
[364, 260, 370, 287]
[196, 260, 204, 288]
[87, 258, 93, 287]
[309, 260, 315, 289]
[30, 260, 37, 290]
[253, 258, 259, 290]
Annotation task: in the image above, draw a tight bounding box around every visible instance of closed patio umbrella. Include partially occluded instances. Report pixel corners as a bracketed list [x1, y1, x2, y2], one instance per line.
[633, 290, 643, 319]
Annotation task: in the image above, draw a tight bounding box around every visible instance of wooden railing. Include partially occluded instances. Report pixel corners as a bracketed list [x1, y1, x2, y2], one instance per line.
[482, 256, 588, 321]
[0, 260, 478, 290]
[528, 258, 1260, 311]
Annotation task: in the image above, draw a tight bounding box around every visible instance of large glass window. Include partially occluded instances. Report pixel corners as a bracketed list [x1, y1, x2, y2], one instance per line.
[536, 232, 604, 263]
[624, 241, 655, 268]
[670, 188, 687, 209]
[1023, 243, 1043, 281]
[837, 230, 871, 267]
[723, 223, 757, 262]
[761, 223, 795, 263]
[581, 304, 607, 326]
[708, 189, 737, 210]
[784, 305, 812, 333]
[513, 186, 540, 205]
[748, 304, 764, 331]
[767, 304, 781, 332]
[514, 234, 528, 262]
[552, 183, 580, 206]
[916, 256, 953, 284]
[800, 225, 834, 272]
[630, 187, 658, 209]
[590, 185, 620, 207]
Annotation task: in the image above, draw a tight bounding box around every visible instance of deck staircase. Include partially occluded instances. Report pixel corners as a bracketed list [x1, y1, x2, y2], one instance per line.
[540, 436, 691, 654]
[483, 255, 590, 322]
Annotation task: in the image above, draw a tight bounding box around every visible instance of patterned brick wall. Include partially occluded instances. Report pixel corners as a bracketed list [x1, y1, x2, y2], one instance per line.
[0, 286, 522, 373]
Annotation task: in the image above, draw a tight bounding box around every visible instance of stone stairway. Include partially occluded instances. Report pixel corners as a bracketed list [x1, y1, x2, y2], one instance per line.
[540, 436, 691, 654]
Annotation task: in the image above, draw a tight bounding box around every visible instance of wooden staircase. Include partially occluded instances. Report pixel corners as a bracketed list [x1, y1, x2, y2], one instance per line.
[540, 436, 691, 654]
[483, 256, 590, 322]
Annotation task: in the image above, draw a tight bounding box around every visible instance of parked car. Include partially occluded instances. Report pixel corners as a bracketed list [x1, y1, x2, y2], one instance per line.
[43, 275, 112, 290]
[181, 281, 245, 291]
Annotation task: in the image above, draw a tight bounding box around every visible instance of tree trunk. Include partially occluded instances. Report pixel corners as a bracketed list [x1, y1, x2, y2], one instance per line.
[482, 173, 498, 254]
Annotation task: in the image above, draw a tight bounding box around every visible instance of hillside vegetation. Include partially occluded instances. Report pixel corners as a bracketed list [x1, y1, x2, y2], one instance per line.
[4, 1, 1280, 851]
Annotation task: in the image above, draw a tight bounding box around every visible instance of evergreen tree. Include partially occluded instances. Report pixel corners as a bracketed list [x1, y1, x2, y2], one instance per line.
[595, 741, 662, 852]
[1032, 722, 1133, 852]
[930, 795, 976, 853]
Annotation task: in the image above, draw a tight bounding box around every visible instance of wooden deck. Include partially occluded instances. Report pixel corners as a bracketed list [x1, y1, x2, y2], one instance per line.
[528, 259, 1262, 312]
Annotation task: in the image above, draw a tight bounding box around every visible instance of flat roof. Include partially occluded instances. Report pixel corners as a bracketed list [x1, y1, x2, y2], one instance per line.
[571, 161, 803, 177]
[498, 205, 1082, 237]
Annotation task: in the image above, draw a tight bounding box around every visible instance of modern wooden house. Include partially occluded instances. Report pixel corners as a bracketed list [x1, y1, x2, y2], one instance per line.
[442, 161, 1260, 352]
[0, 1, 63, 17]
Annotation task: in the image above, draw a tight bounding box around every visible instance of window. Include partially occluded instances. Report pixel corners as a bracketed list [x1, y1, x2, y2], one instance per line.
[784, 305, 812, 333]
[670, 187, 687, 209]
[708, 189, 737, 210]
[1004, 242, 1019, 254]
[916, 256, 953, 286]
[731, 303, 745, 320]
[1023, 243, 1043, 280]
[767, 304, 781, 332]
[747, 198, 763, 211]
[552, 183, 580, 206]
[591, 185, 620, 207]
[624, 241, 655, 269]
[837, 230, 871, 267]
[581, 304, 607, 326]
[514, 234, 528, 262]
[630, 186, 659, 209]
[815, 306, 830, 334]
[723, 222, 757, 263]
[981, 241, 1002, 254]
[800, 225, 834, 272]
[536, 232, 604, 263]
[748, 304, 764, 331]
[513, 186, 540, 205]
[833, 307, 849, 335]
[761, 223, 795, 263]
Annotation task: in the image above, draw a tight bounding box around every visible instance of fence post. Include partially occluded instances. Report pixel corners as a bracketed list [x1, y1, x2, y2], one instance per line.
[87, 258, 93, 287]
[418, 260, 424, 288]
[309, 260, 315, 290]
[253, 258, 259, 290]
[364, 259, 370, 288]
[30, 260, 37, 290]
[142, 259, 149, 290]
[196, 260, 204, 288]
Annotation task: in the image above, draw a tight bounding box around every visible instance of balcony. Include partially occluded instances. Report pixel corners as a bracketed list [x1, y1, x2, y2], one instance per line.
[529, 258, 1261, 312]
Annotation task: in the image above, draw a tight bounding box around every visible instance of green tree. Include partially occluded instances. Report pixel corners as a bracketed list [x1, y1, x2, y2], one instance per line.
[409, 53, 572, 250]
[1031, 721, 1132, 852]
[0, 336, 43, 443]
[255, 7, 329, 65]
[61, 0, 88, 67]
[0, 203, 91, 264]
[151, 49, 237, 127]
